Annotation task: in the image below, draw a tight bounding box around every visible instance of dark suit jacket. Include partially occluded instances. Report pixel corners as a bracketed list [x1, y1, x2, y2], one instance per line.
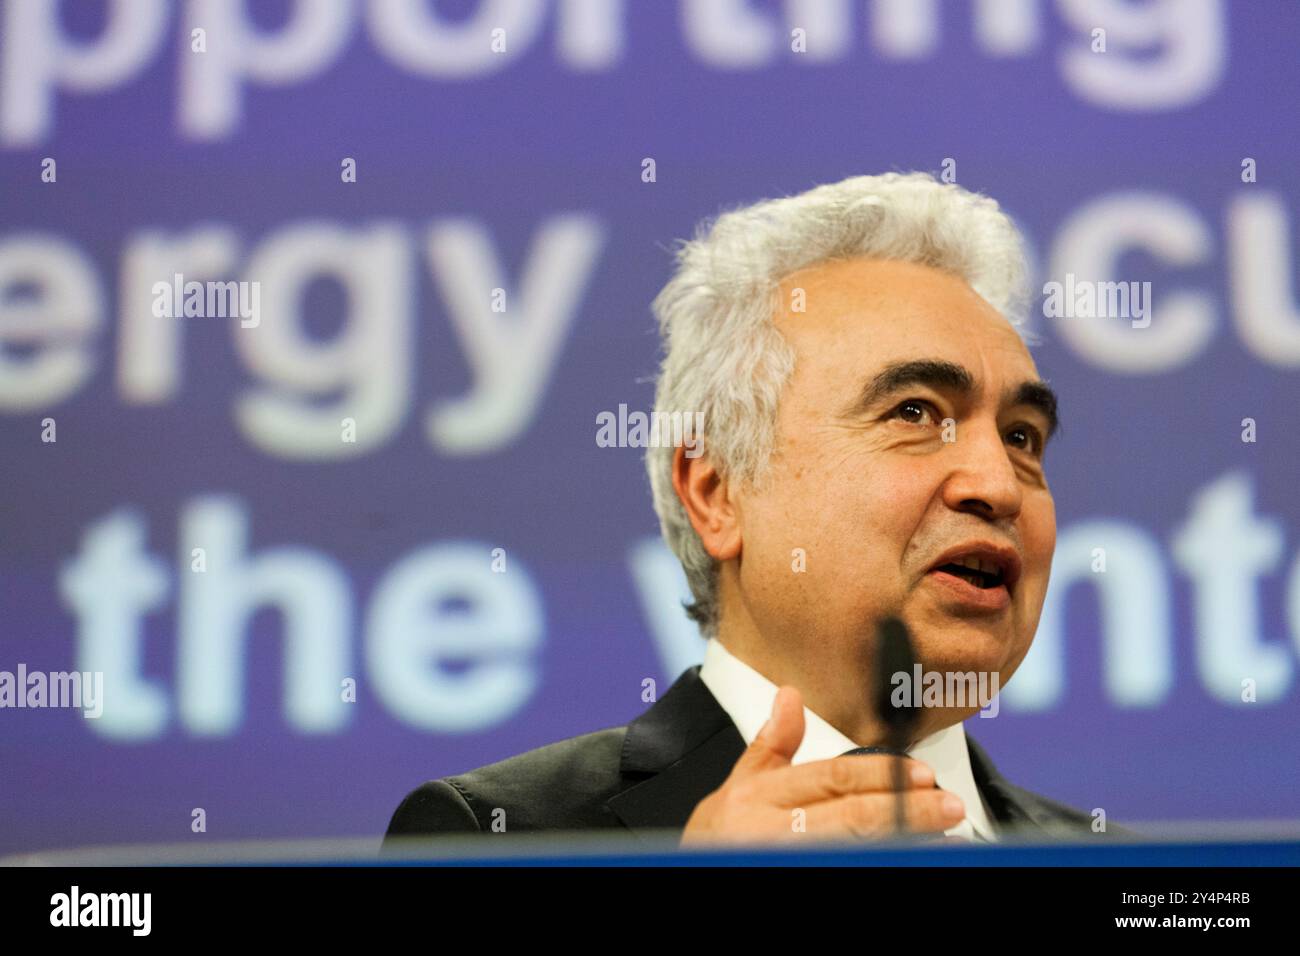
[384, 664, 1132, 846]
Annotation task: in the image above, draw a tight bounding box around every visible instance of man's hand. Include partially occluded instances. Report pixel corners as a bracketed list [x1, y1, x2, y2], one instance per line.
[680, 685, 967, 846]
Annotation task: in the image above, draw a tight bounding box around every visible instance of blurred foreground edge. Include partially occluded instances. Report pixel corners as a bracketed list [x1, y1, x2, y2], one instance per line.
[4, 821, 1300, 866]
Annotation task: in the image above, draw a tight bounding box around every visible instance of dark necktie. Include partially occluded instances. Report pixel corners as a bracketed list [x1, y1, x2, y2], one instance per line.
[840, 746, 910, 758]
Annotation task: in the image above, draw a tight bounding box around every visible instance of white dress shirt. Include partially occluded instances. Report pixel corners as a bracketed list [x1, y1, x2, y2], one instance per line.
[697, 636, 998, 842]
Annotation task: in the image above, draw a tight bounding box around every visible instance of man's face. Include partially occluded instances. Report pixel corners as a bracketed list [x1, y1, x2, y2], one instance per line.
[723, 257, 1057, 734]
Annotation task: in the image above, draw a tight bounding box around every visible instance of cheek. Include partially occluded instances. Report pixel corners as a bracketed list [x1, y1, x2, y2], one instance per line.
[1020, 494, 1057, 593]
[783, 456, 928, 584]
[735, 471, 818, 582]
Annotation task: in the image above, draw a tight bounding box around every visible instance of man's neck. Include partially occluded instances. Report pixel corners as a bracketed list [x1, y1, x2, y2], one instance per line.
[712, 632, 962, 748]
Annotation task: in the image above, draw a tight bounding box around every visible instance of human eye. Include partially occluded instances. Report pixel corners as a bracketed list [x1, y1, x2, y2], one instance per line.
[1006, 423, 1046, 457]
[888, 398, 940, 426]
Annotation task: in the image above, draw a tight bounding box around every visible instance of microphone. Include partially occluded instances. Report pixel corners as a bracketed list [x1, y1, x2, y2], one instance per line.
[839, 616, 934, 838]
[873, 614, 920, 835]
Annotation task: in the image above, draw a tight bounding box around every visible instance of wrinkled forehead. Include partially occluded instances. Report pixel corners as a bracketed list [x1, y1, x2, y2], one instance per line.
[774, 257, 1038, 387]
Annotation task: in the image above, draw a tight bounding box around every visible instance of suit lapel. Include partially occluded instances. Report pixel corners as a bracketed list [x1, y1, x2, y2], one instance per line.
[964, 733, 1071, 834]
[607, 665, 745, 836]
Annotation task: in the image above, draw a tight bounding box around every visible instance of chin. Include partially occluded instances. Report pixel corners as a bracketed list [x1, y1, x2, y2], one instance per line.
[911, 627, 1014, 676]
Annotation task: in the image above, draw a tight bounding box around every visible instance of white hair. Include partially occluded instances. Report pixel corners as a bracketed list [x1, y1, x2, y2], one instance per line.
[645, 170, 1033, 636]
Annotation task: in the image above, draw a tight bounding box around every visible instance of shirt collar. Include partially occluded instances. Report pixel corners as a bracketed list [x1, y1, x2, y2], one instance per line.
[697, 636, 998, 841]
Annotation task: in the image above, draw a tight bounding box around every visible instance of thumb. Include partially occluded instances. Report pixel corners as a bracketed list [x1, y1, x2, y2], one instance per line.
[735, 686, 805, 775]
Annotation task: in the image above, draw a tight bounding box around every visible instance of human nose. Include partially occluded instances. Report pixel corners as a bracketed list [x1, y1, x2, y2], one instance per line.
[939, 420, 1023, 522]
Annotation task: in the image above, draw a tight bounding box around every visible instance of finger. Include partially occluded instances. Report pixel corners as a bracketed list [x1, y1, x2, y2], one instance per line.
[729, 685, 806, 777]
[800, 787, 966, 840]
[758, 754, 937, 806]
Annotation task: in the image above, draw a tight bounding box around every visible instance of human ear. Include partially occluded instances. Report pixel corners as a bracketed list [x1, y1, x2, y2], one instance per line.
[670, 444, 742, 561]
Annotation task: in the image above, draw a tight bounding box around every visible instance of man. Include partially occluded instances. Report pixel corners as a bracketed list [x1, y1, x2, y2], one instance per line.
[384, 171, 1131, 848]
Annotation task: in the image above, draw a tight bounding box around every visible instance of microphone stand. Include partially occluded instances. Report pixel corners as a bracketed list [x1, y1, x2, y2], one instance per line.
[874, 615, 920, 838]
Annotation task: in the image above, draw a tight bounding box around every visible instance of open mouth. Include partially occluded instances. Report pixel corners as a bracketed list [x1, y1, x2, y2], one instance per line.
[924, 545, 1021, 610]
[924, 547, 1019, 611]
[931, 562, 1005, 590]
